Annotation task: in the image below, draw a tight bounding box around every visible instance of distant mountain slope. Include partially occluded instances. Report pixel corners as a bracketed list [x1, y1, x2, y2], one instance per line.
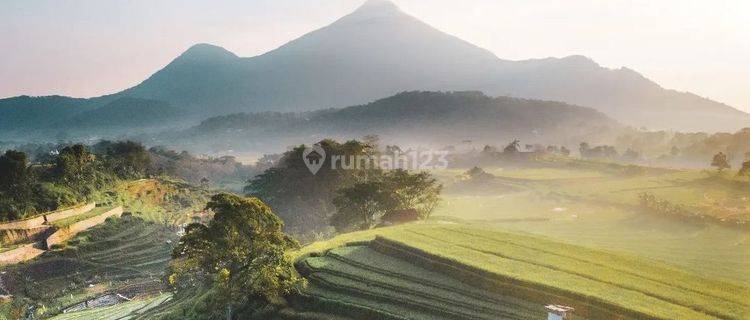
[1, 0, 746, 134]
[118, 0, 747, 131]
[0, 96, 181, 139]
[0, 96, 92, 133]
[164, 91, 616, 152]
[63, 97, 181, 129]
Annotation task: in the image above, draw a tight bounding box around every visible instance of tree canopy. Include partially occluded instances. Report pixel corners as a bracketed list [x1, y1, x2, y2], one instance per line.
[169, 193, 300, 317]
[711, 152, 731, 172]
[245, 139, 379, 238]
[330, 169, 442, 232]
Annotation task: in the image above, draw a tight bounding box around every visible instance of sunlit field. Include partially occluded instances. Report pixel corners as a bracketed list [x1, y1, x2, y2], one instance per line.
[290, 224, 749, 319]
[432, 165, 750, 284]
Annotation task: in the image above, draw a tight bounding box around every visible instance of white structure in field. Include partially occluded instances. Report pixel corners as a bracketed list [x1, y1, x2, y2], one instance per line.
[546, 305, 574, 320]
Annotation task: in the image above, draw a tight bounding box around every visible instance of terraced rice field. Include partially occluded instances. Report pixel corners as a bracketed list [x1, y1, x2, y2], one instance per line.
[1, 216, 176, 314]
[49, 293, 172, 320]
[296, 244, 543, 319]
[292, 224, 750, 320]
[51, 206, 115, 228]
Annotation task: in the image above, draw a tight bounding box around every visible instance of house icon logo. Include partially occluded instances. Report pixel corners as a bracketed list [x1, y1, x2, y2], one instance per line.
[302, 144, 326, 175]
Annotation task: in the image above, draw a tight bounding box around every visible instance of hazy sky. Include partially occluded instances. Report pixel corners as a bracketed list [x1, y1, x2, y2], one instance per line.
[1, 0, 748, 111]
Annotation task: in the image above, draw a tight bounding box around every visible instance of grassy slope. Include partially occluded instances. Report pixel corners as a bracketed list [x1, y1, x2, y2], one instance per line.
[433, 165, 750, 284]
[291, 223, 749, 320]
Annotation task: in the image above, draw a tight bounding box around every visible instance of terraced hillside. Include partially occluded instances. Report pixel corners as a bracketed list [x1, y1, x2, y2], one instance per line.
[289, 224, 750, 320]
[295, 244, 543, 319]
[1, 217, 175, 315]
[49, 293, 172, 320]
[0, 179, 209, 319]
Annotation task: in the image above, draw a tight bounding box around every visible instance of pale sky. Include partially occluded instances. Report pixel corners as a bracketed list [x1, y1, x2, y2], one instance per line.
[1, 0, 748, 111]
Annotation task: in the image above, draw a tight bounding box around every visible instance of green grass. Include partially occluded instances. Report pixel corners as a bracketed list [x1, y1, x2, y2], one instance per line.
[486, 167, 605, 180]
[292, 223, 750, 320]
[432, 166, 750, 284]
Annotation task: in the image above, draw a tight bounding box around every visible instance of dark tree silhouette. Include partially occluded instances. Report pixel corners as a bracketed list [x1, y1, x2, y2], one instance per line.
[711, 152, 731, 172]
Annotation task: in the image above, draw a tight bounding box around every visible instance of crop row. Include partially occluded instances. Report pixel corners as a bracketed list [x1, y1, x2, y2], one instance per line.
[297, 247, 542, 319]
[303, 268, 515, 320]
[369, 234, 671, 320]
[302, 259, 519, 318]
[409, 227, 747, 319]
[440, 225, 750, 303]
[325, 246, 500, 304]
[50, 293, 172, 320]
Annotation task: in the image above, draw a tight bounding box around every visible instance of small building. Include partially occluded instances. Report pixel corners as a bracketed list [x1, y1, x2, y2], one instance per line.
[546, 305, 574, 320]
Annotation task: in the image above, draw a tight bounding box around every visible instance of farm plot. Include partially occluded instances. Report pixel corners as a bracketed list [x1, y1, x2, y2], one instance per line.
[292, 224, 750, 320]
[49, 293, 172, 320]
[295, 245, 543, 320]
[1, 216, 176, 316]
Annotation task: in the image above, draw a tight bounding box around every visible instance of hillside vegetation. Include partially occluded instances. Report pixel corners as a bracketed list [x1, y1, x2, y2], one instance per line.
[286, 224, 750, 319]
[290, 223, 750, 320]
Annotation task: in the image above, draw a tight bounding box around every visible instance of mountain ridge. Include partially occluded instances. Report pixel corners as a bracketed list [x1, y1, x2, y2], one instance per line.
[161, 90, 617, 153]
[0, 0, 746, 134]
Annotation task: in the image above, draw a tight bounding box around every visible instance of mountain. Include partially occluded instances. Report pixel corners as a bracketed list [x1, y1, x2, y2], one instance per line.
[161, 91, 617, 153]
[0, 0, 746, 135]
[63, 97, 181, 129]
[117, 0, 747, 131]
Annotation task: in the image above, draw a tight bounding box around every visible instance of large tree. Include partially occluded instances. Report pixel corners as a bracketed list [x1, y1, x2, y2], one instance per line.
[169, 193, 300, 318]
[0, 150, 29, 191]
[0, 150, 34, 220]
[95, 140, 152, 179]
[381, 169, 442, 218]
[711, 152, 731, 172]
[54, 144, 95, 184]
[737, 160, 750, 177]
[330, 169, 442, 232]
[245, 139, 379, 237]
[330, 180, 391, 232]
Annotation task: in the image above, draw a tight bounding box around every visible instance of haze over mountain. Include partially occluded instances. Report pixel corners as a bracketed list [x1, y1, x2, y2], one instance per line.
[1, 0, 747, 135]
[157, 91, 616, 154]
